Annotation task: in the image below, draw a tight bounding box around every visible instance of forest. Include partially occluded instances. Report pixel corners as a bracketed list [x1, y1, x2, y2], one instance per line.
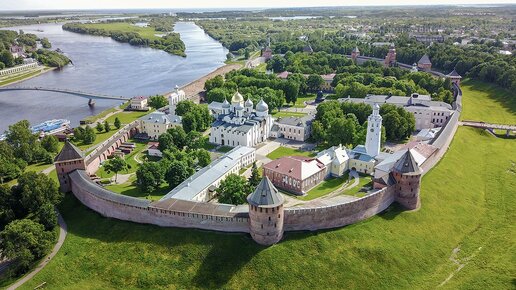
[196, 6, 515, 93]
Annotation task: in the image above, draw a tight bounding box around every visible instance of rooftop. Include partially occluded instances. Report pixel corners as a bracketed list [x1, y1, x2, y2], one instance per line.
[55, 141, 84, 162]
[264, 156, 325, 180]
[247, 176, 284, 208]
[160, 146, 255, 201]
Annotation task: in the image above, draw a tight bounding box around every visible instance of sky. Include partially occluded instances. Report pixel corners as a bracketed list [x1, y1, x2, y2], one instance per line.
[1, 0, 515, 11]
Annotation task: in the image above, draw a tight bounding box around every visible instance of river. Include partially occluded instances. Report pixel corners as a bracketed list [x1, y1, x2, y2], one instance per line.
[0, 22, 227, 132]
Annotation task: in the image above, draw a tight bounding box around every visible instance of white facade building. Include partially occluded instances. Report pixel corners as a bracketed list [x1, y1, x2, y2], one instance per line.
[129, 96, 149, 111]
[168, 85, 187, 116]
[340, 94, 454, 131]
[209, 91, 274, 147]
[138, 112, 174, 140]
[160, 146, 256, 202]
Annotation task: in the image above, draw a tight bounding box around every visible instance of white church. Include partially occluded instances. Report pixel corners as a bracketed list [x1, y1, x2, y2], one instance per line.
[209, 91, 274, 147]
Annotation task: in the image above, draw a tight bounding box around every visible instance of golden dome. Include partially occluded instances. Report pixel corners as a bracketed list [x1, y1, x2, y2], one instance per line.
[231, 91, 244, 104]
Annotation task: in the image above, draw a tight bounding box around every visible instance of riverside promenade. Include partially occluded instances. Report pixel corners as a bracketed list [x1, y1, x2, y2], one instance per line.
[168, 63, 242, 103]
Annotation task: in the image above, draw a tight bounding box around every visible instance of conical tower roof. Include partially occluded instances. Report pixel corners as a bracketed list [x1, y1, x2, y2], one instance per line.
[54, 141, 84, 162]
[447, 69, 462, 78]
[247, 176, 284, 208]
[418, 54, 431, 64]
[352, 46, 360, 53]
[393, 149, 422, 175]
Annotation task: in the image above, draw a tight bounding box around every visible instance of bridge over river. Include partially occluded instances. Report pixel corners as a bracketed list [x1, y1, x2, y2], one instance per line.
[0, 86, 131, 102]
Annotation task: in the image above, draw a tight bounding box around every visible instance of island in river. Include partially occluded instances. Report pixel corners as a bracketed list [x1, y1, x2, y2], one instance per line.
[0, 21, 228, 132]
[62, 17, 186, 57]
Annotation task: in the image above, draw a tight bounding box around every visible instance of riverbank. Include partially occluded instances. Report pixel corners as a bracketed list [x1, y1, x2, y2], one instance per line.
[0, 66, 56, 87]
[173, 63, 242, 102]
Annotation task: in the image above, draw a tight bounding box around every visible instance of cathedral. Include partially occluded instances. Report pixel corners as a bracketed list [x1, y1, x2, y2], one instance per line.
[209, 91, 274, 147]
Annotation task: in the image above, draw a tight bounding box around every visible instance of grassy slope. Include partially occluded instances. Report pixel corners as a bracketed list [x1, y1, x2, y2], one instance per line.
[460, 79, 516, 124]
[18, 127, 515, 289]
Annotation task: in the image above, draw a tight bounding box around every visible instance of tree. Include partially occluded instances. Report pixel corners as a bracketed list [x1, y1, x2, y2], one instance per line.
[311, 120, 326, 143]
[114, 117, 121, 129]
[14, 172, 62, 216]
[5, 120, 38, 163]
[307, 74, 324, 91]
[248, 162, 261, 187]
[35, 203, 57, 231]
[175, 100, 196, 116]
[40, 37, 51, 48]
[266, 55, 287, 72]
[204, 75, 224, 91]
[103, 156, 127, 182]
[40, 135, 59, 153]
[206, 87, 230, 103]
[217, 174, 252, 205]
[148, 95, 168, 109]
[185, 131, 203, 149]
[136, 162, 164, 193]
[182, 112, 198, 133]
[103, 120, 111, 132]
[196, 149, 211, 167]
[327, 118, 357, 147]
[0, 185, 15, 228]
[82, 126, 96, 145]
[0, 219, 54, 273]
[158, 132, 174, 152]
[168, 126, 187, 148]
[165, 160, 194, 188]
[0, 50, 14, 67]
[95, 122, 104, 133]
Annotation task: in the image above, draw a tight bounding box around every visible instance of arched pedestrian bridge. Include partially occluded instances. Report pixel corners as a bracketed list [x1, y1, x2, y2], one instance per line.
[0, 86, 131, 101]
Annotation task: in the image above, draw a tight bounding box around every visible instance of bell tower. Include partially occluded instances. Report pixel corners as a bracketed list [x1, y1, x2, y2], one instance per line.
[365, 103, 382, 157]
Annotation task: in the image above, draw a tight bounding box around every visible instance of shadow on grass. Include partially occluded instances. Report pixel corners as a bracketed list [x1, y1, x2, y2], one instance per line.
[59, 194, 265, 288]
[377, 203, 404, 221]
[464, 80, 516, 116]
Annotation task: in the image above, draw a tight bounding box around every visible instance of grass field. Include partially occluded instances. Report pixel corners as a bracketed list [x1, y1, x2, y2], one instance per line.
[95, 140, 147, 179]
[271, 111, 307, 118]
[15, 126, 515, 289]
[297, 174, 349, 201]
[0, 67, 52, 87]
[83, 22, 162, 41]
[105, 175, 169, 201]
[266, 147, 316, 160]
[460, 79, 516, 124]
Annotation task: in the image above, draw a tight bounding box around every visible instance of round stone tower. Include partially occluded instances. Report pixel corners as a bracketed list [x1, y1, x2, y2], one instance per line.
[247, 176, 285, 246]
[54, 141, 86, 192]
[392, 149, 422, 210]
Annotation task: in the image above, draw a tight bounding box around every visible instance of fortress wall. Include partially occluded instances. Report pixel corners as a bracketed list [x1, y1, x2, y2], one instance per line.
[69, 170, 250, 233]
[283, 187, 396, 231]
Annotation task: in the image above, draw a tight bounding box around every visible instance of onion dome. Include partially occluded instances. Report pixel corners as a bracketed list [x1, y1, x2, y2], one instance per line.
[235, 103, 244, 111]
[231, 90, 244, 104]
[256, 99, 269, 112]
[222, 98, 230, 108]
[245, 98, 254, 107]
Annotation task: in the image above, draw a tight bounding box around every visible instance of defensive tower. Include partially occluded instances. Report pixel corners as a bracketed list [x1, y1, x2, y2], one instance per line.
[247, 176, 285, 246]
[392, 149, 422, 210]
[54, 141, 86, 192]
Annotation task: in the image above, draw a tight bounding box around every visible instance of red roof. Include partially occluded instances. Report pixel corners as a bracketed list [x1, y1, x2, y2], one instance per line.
[132, 96, 147, 100]
[264, 156, 325, 180]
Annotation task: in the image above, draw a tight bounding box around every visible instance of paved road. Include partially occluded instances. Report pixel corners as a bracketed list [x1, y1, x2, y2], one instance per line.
[7, 212, 67, 290]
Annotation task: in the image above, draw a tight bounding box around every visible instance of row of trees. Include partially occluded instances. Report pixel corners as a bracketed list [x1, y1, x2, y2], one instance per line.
[1, 121, 61, 183]
[312, 101, 415, 146]
[0, 172, 62, 275]
[136, 126, 211, 193]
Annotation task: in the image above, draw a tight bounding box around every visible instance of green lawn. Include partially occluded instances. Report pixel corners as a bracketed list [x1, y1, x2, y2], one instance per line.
[343, 176, 373, 197]
[81, 107, 120, 124]
[271, 111, 307, 118]
[104, 175, 169, 201]
[105, 110, 152, 125]
[15, 126, 515, 289]
[266, 147, 316, 160]
[292, 95, 316, 108]
[297, 174, 349, 201]
[460, 79, 516, 124]
[95, 140, 148, 179]
[216, 145, 234, 153]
